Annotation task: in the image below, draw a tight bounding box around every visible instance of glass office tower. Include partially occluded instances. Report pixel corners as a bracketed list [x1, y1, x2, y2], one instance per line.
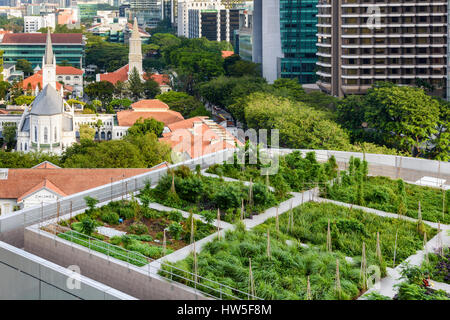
[280, 0, 318, 84]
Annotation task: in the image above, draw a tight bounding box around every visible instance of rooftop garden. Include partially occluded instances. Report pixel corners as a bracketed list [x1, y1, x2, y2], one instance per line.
[365, 258, 450, 301]
[207, 147, 339, 195]
[321, 156, 449, 224]
[160, 202, 434, 300]
[46, 196, 216, 266]
[141, 165, 290, 223]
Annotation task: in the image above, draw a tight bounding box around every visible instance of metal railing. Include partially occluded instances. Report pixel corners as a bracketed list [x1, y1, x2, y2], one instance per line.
[50, 227, 262, 301]
[0, 149, 236, 244]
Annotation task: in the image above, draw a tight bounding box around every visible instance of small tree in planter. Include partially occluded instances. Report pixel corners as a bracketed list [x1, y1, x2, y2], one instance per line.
[84, 196, 99, 217]
[80, 217, 96, 236]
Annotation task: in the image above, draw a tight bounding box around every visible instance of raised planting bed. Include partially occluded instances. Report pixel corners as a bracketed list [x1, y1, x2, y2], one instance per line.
[321, 156, 449, 224]
[258, 202, 436, 267]
[422, 248, 450, 285]
[160, 202, 435, 300]
[366, 263, 450, 300]
[142, 165, 291, 223]
[44, 198, 216, 266]
[207, 149, 339, 195]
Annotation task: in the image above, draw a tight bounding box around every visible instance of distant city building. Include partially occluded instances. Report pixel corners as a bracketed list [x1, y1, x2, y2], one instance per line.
[24, 14, 56, 33]
[130, 0, 162, 28]
[0, 33, 84, 68]
[178, 0, 246, 43]
[252, 0, 283, 83]
[316, 0, 448, 98]
[119, 3, 131, 17]
[1, 63, 23, 82]
[234, 6, 253, 61]
[279, 0, 318, 84]
[56, 8, 80, 26]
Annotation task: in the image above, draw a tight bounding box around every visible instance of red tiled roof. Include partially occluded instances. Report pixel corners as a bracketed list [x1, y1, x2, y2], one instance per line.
[99, 64, 129, 84]
[126, 23, 150, 36]
[149, 73, 170, 86]
[0, 109, 8, 114]
[35, 66, 83, 75]
[32, 161, 60, 169]
[55, 66, 84, 75]
[131, 99, 169, 110]
[160, 117, 241, 159]
[116, 109, 184, 127]
[22, 73, 63, 91]
[2, 33, 83, 44]
[221, 50, 235, 58]
[22, 66, 82, 91]
[0, 167, 156, 201]
[98, 64, 170, 86]
[17, 179, 68, 202]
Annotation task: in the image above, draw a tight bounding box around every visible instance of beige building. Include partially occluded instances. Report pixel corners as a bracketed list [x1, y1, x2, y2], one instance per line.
[316, 0, 448, 97]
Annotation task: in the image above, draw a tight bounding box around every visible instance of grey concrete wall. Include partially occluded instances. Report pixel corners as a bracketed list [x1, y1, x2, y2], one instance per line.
[24, 226, 209, 300]
[0, 149, 236, 248]
[0, 241, 136, 300]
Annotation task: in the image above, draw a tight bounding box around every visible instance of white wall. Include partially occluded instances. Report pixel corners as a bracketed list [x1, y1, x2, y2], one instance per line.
[0, 199, 17, 216]
[22, 189, 60, 209]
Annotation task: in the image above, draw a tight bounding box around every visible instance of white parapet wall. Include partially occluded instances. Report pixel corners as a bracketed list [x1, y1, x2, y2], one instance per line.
[0, 240, 136, 300]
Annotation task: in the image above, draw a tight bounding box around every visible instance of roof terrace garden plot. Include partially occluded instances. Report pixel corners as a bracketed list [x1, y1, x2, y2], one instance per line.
[160, 202, 435, 300]
[43, 197, 216, 267]
[141, 165, 290, 223]
[321, 156, 449, 224]
[207, 147, 339, 194]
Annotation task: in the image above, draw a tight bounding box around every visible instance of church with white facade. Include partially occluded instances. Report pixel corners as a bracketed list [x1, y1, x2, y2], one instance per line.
[0, 21, 176, 155]
[16, 30, 78, 155]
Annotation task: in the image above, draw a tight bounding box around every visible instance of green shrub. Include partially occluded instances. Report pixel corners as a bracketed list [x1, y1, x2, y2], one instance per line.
[101, 212, 120, 225]
[168, 222, 183, 240]
[168, 210, 183, 222]
[128, 222, 149, 235]
[109, 236, 122, 245]
[118, 206, 135, 220]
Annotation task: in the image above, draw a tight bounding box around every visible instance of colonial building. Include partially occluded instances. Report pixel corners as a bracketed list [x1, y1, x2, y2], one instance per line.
[0, 161, 167, 215]
[0, 29, 239, 159]
[22, 65, 84, 98]
[96, 17, 171, 93]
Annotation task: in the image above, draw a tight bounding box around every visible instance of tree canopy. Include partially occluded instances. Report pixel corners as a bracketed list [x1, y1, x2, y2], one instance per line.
[127, 117, 164, 137]
[156, 91, 210, 118]
[337, 82, 448, 159]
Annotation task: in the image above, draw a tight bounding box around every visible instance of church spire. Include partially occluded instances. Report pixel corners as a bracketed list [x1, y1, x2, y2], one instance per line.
[44, 29, 54, 66]
[132, 16, 140, 40]
[42, 28, 57, 90]
[128, 17, 143, 80]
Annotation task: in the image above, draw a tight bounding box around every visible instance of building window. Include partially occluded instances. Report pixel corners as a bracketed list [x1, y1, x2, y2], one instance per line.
[54, 126, 57, 141]
[34, 126, 37, 143]
[44, 127, 48, 143]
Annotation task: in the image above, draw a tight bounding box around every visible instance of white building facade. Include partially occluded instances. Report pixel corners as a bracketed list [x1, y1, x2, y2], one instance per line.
[24, 14, 56, 33]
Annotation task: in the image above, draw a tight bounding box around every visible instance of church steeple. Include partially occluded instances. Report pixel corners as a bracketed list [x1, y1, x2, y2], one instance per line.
[42, 29, 57, 90]
[128, 17, 143, 80]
